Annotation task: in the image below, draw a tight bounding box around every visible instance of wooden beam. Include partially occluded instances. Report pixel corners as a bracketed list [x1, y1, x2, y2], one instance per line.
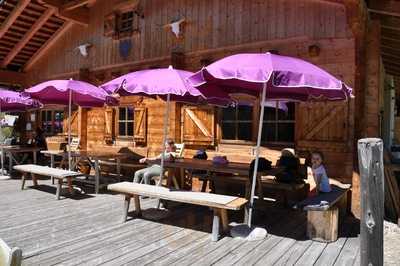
[58, 7, 89, 26]
[37, 0, 63, 8]
[24, 21, 73, 71]
[0, 8, 55, 68]
[0, 0, 31, 39]
[382, 45, 400, 53]
[63, 0, 93, 10]
[382, 25, 400, 32]
[38, 0, 89, 26]
[382, 52, 400, 61]
[0, 70, 27, 86]
[382, 37, 400, 44]
[369, 9, 400, 18]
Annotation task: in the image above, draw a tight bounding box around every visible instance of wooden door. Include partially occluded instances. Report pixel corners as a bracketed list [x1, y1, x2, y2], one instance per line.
[181, 106, 215, 146]
[295, 100, 354, 179]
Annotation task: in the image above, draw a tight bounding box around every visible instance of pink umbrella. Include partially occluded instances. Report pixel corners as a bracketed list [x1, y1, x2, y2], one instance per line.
[25, 80, 118, 170]
[189, 52, 353, 228]
[102, 66, 232, 186]
[0, 88, 42, 179]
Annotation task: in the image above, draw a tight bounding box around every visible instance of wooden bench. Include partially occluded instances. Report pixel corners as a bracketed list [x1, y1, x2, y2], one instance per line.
[107, 182, 248, 241]
[296, 184, 351, 242]
[211, 174, 307, 204]
[0, 238, 22, 266]
[13, 164, 85, 200]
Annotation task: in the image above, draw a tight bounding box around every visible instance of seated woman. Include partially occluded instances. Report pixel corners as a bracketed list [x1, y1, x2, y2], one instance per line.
[133, 139, 176, 185]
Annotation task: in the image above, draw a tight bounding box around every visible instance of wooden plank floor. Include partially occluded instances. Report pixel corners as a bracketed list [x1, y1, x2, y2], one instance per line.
[0, 178, 361, 266]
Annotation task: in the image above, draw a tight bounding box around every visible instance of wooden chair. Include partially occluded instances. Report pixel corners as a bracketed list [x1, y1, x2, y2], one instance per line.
[66, 137, 80, 152]
[0, 238, 22, 266]
[174, 143, 185, 158]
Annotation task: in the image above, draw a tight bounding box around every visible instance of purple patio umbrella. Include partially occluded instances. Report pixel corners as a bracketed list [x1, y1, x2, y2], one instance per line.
[189, 52, 353, 228]
[25, 79, 118, 170]
[101, 66, 232, 186]
[0, 88, 42, 179]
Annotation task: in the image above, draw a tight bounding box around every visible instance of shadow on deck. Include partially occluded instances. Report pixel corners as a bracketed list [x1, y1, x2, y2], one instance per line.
[0, 179, 360, 266]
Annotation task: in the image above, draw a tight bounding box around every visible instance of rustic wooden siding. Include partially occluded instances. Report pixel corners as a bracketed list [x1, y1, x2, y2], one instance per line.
[24, 0, 356, 181]
[26, 0, 351, 82]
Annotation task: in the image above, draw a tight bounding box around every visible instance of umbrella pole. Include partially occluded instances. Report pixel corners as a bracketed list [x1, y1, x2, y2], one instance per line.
[247, 83, 267, 227]
[0, 102, 4, 176]
[157, 93, 171, 186]
[68, 89, 72, 171]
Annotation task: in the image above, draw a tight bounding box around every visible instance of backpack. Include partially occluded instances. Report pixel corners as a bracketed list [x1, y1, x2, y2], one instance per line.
[248, 157, 272, 180]
[193, 149, 208, 160]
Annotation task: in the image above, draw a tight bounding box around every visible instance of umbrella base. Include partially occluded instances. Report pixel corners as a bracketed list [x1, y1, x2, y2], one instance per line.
[230, 223, 268, 241]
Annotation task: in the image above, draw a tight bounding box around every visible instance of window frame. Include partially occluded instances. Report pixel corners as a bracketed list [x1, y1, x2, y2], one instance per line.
[262, 101, 296, 145]
[116, 106, 135, 139]
[40, 109, 64, 135]
[218, 99, 296, 145]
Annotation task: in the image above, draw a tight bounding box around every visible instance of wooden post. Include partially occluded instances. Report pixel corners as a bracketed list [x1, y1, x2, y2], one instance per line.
[358, 138, 384, 266]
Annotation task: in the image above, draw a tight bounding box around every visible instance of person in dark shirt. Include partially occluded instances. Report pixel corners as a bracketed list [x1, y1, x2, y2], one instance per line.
[275, 148, 304, 183]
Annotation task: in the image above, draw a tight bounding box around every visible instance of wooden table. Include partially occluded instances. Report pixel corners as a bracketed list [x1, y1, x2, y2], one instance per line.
[1, 145, 42, 173]
[41, 150, 128, 193]
[160, 158, 283, 195]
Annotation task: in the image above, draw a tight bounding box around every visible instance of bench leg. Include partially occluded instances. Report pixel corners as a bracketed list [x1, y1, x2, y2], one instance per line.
[307, 207, 339, 243]
[56, 179, 62, 200]
[32, 174, 38, 187]
[122, 195, 131, 222]
[211, 208, 220, 242]
[220, 209, 229, 233]
[21, 173, 26, 190]
[133, 195, 142, 217]
[67, 177, 74, 195]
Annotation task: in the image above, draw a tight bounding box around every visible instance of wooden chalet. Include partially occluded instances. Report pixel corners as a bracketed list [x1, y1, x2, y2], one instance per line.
[0, 0, 399, 217]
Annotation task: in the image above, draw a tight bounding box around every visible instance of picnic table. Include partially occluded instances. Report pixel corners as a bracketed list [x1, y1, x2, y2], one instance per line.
[158, 158, 283, 197]
[1, 145, 42, 173]
[41, 150, 129, 193]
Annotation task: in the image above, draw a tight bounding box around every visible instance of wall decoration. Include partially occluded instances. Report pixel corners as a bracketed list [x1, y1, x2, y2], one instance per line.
[75, 43, 92, 57]
[164, 18, 186, 39]
[119, 39, 132, 59]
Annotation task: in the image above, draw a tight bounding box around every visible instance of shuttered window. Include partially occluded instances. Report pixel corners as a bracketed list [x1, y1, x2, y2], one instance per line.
[262, 101, 295, 143]
[118, 107, 134, 137]
[119, 11, 134, 33]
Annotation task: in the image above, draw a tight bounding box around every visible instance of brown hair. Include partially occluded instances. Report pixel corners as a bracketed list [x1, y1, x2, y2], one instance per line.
[311, 151, 324, 161]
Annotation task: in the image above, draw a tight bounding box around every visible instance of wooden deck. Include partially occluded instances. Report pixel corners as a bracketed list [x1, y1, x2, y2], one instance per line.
[0, 178, 360, 265]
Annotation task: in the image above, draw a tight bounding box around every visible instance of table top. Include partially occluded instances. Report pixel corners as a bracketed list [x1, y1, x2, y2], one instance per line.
[1, 145, 42, 152]
[161, 158, 282, 176]
[41, 150, 129, 159]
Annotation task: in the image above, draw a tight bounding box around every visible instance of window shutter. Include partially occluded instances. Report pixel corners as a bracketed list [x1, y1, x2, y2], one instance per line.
[64, 110, 79, 135]
[181, 106, 214, 145]
[295, 101, 352, 151]
[104, 107, 115, 139]
[134, 107, 147, 143]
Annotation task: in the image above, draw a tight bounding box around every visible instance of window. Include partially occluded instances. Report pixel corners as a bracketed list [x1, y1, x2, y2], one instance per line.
[41, 110, 64, 134]
[119, 11, 134, 34]
[118, 106, 134, 137]
[262, 101, 295, 143]
[221, 105, 253, 141]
